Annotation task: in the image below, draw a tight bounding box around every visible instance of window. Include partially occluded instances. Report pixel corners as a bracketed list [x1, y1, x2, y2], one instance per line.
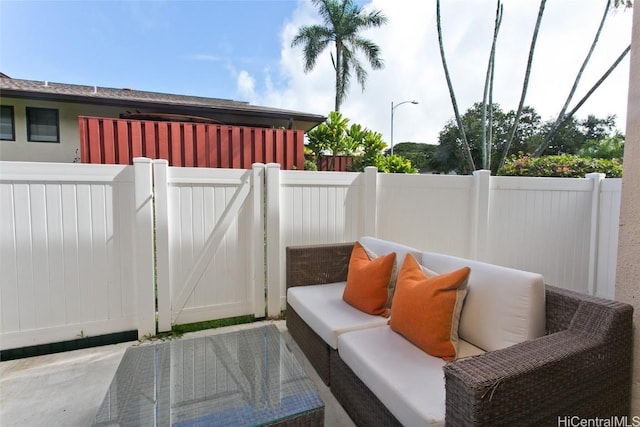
[26, 107, 59, 143]
[0, 105, 15, 141]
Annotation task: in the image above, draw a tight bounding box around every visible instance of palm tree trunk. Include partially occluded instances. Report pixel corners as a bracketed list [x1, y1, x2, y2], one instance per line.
[482, 1, 503, 170]
[334, 39, 342, 112]
[532, 44, 631, 155]
[436, 0, 476, 172]
[498, 0, 546, 169]
[531, 0, 612, 156]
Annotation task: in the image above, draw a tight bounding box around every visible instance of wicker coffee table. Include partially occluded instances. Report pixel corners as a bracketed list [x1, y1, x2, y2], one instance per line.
[92, 324, 324, 426]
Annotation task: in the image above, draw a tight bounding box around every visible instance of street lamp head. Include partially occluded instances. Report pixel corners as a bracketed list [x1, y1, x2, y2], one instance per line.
[390, 99, 419, 155]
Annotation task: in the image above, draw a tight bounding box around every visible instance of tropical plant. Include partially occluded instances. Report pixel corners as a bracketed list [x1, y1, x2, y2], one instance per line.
[350, 130, 387, 172]
[291, 0, 388, 111]
[308, 112, 417, 173]
[306, 111, 350, 170]
[577, 135, 625, 160]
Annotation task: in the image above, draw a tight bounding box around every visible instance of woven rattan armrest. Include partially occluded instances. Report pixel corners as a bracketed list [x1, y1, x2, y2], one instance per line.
[285, 242, 355, 385]
[444, 285, 633, 426]
[286, 242, 355, 288]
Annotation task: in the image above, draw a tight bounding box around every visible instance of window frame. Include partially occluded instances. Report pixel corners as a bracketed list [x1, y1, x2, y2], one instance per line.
[26, 107, 60, 143]
[0, 105, 16, 141]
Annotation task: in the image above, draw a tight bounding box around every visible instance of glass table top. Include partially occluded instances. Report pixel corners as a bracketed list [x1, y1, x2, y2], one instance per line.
[92, 324, 324, 426]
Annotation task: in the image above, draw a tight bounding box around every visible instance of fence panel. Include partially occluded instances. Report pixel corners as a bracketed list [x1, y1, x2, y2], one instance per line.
[376, 173, 477, 258]
[0, 162, 140, 350]
[266, 168, 371, 313]
[596, 178, 622, 298]
[154, 162, 264, 328]
[486, 177, 594, 293]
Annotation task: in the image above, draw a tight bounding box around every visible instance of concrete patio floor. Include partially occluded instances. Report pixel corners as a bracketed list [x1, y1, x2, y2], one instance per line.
[0, 320, 355, 427]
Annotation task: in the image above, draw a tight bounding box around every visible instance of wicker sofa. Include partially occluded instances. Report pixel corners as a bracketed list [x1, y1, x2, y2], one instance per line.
[286, 239, 633, 426]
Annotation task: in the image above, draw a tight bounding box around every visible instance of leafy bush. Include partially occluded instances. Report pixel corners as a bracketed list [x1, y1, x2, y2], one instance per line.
[304, 159, 318, 171]
[498, 153, 622, 178]
[376, 155, 418, 174]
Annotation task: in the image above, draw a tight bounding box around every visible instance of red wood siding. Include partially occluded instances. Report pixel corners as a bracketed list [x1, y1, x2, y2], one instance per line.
[79, 116, 305, 170]
[318, 155, 354, 171]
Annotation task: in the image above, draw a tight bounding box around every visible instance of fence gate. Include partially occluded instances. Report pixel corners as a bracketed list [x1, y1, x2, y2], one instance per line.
[153, 160, 265, 331]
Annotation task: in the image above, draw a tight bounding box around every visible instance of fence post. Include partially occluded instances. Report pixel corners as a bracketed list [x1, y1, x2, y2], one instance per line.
[363, 166, 378, 237]
[586, 172, 605, 296]
[265, 163, 282, 317]
[471, 170, 491, 261]
[251, 163, 266, 318]
[153, 159, 171, 332]
[133, 157, 156, 338]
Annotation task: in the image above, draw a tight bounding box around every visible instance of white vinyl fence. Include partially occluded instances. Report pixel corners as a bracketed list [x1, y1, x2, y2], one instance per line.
[0, 160, 622, 351]
[0, 160, 155, 351]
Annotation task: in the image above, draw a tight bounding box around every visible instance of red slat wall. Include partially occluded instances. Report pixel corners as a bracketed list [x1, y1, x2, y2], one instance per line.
[78, 116, 305, 170]
[319, 155, 354, 171]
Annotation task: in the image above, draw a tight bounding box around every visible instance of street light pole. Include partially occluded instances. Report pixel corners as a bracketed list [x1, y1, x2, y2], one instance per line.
[390, 100, 418, 155]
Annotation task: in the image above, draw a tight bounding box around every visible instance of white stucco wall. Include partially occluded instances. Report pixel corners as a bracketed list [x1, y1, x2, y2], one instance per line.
[616, 4, 640, 417]
[0, 97, 127, 163]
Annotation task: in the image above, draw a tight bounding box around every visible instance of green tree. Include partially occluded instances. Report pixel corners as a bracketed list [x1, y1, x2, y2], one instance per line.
[538, 114, 619, 155]
[387, 142, 438, 172]
[433, 103, 621, 174]
[433, 103, 542, 174]
[291, 0, 388, 111]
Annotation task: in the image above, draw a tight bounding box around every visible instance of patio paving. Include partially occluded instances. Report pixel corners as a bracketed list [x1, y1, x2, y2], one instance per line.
[0, 320, 354, 427]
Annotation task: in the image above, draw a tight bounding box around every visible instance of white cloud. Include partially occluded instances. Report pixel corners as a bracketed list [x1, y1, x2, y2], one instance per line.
[237, 70, 256, 98]
[245, 0, 633, 146]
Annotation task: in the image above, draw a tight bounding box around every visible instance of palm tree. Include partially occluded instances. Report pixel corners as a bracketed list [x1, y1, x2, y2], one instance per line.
[291, 0, 388, 112]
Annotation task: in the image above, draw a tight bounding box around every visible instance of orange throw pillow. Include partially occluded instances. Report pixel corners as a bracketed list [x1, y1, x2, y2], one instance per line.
[390, 254, 470, 361]
[343, 241, 396, 317]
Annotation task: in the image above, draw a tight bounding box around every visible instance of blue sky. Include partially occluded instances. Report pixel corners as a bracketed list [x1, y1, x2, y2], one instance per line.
[0, 0, 634, 144]
[0, 0, 295, 100]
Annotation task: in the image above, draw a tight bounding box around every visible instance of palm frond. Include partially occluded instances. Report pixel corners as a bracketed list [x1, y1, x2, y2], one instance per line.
[350, 37, 384, 69]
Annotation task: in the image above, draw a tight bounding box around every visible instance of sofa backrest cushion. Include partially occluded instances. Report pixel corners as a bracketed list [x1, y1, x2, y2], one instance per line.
[421, 252, 545, 352]
[359, 236, 422, 266]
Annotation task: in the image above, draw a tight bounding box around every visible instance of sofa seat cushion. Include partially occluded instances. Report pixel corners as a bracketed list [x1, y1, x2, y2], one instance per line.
[421, 252, 545, 352]
[287, 282, 389, 349]
[338, 326, 486, 427]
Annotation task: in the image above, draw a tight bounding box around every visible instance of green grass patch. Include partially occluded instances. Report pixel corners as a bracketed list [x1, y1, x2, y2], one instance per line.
[143, 315, 256, 342]
[173, 315, 256, 335]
